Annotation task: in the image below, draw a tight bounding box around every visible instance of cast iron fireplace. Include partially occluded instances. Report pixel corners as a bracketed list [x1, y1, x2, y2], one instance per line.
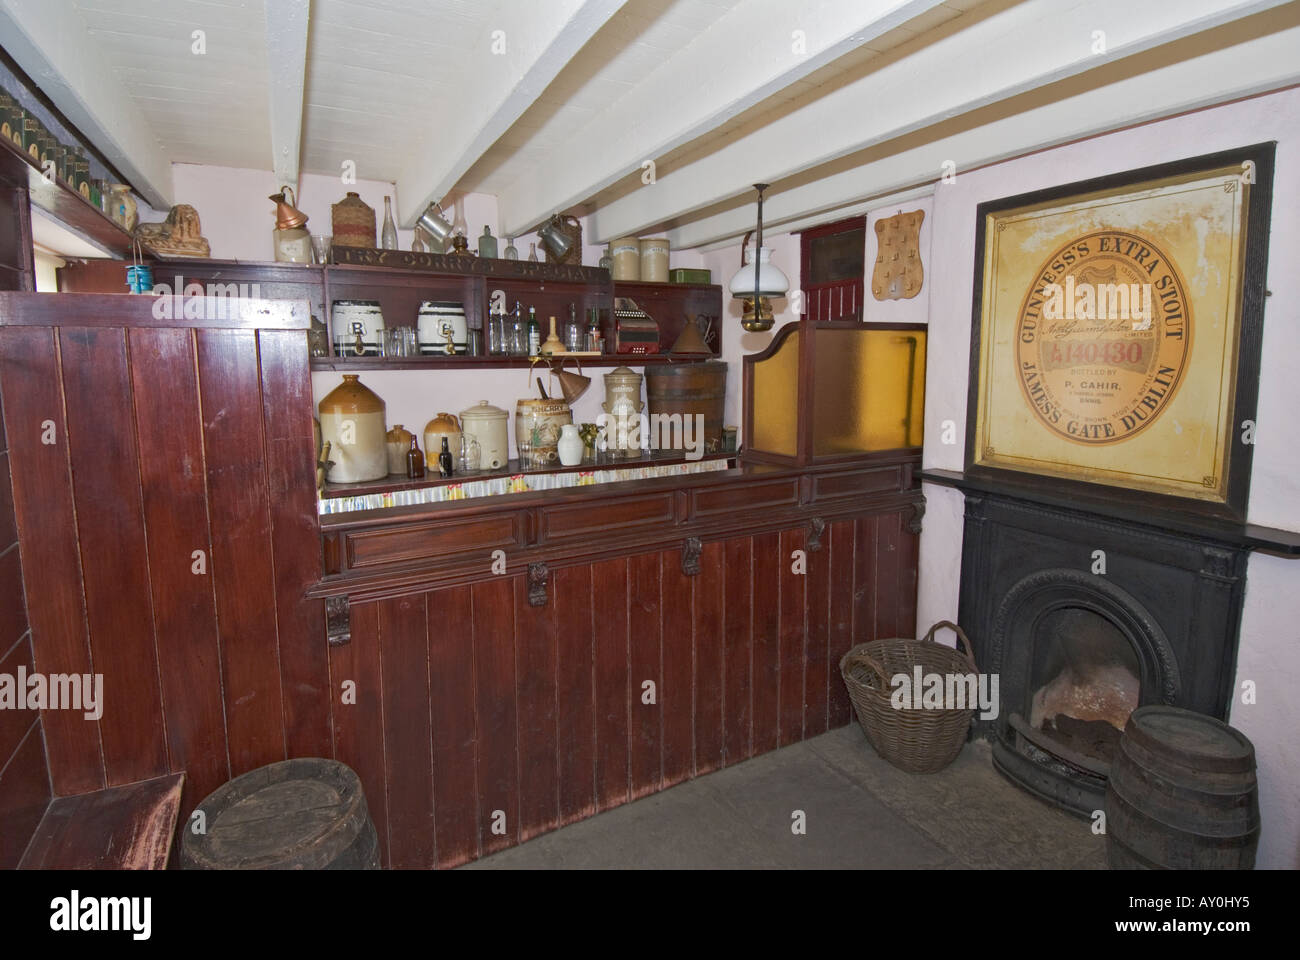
[953, 488, 1249, 817]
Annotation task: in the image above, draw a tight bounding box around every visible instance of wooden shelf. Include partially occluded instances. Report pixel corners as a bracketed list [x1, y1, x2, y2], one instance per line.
[309, 352, 716, 371]
[322, 450, 735, 499]
[0, 128, 136, 258]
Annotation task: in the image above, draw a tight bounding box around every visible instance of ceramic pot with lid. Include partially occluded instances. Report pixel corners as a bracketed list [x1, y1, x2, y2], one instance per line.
[459, 400, 510, 470]
[516, 377, 572, 464]
[318, 375, 387, 483]
[423, 413, 462, 470]
[602, 366, 644, 457]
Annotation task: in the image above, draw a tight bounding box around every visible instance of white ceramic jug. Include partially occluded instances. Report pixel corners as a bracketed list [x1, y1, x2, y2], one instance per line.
[557, 424, 584, 466]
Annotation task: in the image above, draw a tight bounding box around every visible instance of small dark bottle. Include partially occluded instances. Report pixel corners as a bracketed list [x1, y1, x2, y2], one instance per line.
[406, 435, 425, 479]
[438, 436, 454, 477]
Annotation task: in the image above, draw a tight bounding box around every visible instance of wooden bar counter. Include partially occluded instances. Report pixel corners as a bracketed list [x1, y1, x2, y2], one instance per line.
[0, 290, 922, 869]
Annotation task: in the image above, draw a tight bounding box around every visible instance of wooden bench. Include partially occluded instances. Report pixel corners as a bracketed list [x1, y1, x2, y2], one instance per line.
[18, 772, 184, 870]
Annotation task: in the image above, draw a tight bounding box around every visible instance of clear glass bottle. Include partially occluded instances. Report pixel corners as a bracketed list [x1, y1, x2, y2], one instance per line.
[381, 196, 398, 250]
[528, 241, 539, 263]
[565, 304, 581, 353]
[504, 236, 519, 260]
[411, 228, 425, 253]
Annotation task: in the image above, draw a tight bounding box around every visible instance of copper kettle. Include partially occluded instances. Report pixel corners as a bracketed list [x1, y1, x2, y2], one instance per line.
[269, 186, 308, 230]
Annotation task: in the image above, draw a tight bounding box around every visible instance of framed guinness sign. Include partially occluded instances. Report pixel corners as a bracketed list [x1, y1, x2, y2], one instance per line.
[966, 143, 1275, 520]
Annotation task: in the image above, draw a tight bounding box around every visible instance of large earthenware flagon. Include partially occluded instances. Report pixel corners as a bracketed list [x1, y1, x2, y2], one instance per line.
[318, 375, 387, 483]
[459, 400, 510, 470]
[515, 376, 572, 464]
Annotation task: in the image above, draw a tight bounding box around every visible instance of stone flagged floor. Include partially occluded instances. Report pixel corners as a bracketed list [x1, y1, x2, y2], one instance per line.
[466, 725, 1107, 869]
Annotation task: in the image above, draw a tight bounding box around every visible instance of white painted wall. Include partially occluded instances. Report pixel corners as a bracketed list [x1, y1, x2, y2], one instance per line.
[916, 87, 1300, 868]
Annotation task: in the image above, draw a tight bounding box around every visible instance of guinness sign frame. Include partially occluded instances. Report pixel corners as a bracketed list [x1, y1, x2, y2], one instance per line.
[965, 143, 1275, 522]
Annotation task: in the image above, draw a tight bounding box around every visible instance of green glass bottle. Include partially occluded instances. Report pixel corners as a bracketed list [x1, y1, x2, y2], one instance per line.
[527, 306, 540, 357]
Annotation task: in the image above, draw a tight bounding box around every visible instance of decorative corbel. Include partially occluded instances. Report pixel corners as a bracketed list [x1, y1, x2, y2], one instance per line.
[807, 517, 826, 552]
[908, 499, 926, 536]
[528, 561, 550, 607]
[326, 596, 351, 646]
[682, 537, 702, 576]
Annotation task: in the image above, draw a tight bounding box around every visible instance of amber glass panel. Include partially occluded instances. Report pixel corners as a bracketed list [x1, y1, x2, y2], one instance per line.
[750, 327, 801, 458]
[812, 328, 926, 455]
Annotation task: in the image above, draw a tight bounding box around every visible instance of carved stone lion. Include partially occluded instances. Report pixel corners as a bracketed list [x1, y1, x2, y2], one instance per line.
[134, 204, 211, 258]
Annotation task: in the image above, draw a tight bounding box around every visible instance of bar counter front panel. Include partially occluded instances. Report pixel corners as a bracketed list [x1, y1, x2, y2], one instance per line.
[0, 291, 921, 869]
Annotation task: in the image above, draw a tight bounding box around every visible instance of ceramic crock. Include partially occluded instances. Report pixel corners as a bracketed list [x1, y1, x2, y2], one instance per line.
[602, 366, 644, 456]
[318, 374, 387, 483]
[423, 413, 462, 470]
[459, 400, 510, 470]
[516, 379, 572, 464]
[385, 424, 414, 475]
[332, 300, 385, 356]
[639, 237, 670, 283]
[417, 301, 468, 355]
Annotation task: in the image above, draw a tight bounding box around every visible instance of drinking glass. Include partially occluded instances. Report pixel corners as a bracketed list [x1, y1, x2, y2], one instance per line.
[310, 235, 332, 263]
[517, 439, 532, 470]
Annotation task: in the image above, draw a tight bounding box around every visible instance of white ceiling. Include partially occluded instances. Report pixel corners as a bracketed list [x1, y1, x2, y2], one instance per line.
[1, 0, 1297, 247]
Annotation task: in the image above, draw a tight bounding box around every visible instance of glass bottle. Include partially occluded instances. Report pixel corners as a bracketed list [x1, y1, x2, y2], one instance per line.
[504, 236, 519, 260]
[438, 437, 454, 477]
[586, 308, 602, 353]
[381, 196, 398, 250]
[528, 241, 539, 263]
[478, 226, 498, 259]
[412, 228, 425, 253]
[565, 303, 581, 353]
[406, 435, 425, 479]
[527, 306, 540, 357]
[458, 433, 480, 472]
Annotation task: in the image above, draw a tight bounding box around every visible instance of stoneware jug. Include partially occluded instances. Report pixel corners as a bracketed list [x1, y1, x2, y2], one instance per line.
[557, 424, 584, 466]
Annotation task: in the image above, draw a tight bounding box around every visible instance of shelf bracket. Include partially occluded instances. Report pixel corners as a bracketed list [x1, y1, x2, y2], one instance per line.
[908, 499, 926, 536]
[807, 517, 826, 552]
[528, 562, 549, 607]
[682, 536, 702, 576]
[326, 595, 351, 646]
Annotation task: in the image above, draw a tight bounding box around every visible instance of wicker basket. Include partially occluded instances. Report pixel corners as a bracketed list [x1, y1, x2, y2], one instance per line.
[839, 620, 978, 773]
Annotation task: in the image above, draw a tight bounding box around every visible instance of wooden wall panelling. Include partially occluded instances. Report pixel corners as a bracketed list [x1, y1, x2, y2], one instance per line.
[804, 523, 831, 739]
[778, 527, 806, 746]
[693, 540, 725, 776]
[750, 531, 781, 755]
[128, 327, 230, 814]
[591, 557, 630, 811]
[328, 601, 389, 868]
[721, 535, 753, 766]
[853, 514, 879, 644]
[378, 593, 435, 869]
[554, 565, 596, 827]
[0, 728, 50, 868]
[0, 326, 103, 794]
[826, 520, 857, 728]
[896, 510, 920, 639]
[874, 510, 904, 639]
[0, 541, 24, 658]
[258, 329, 332, 757]
[471, 576, 518, 855]
[428, 584, 480, 868]
[196, 329, 287, 775]
[515, 574, 559, 843]
[660, 548, 694, 788]
[0, 184, 33, 291]
[0, 632, 34, 770]
[58, 327, 168, 786]
[627, 551, 662, 799]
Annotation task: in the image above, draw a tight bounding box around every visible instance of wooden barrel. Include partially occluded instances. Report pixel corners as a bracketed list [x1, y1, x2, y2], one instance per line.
[1106, 706, 1258, 870]
[181, 758, 380, 870]
[645, 361, 727, 453]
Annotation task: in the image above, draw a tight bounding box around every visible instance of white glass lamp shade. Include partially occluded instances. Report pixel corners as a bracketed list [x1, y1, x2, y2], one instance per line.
[728, 246, 790, 299]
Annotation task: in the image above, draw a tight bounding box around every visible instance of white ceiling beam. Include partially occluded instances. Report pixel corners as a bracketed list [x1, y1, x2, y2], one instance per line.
[589, 0, 1292, 247]
[0, 0, 173, 209]
[265, 0, 311, 192]
[395, 0, 629, 225]
[669, 21, 1300, 250]
[498, 0, 949, 238]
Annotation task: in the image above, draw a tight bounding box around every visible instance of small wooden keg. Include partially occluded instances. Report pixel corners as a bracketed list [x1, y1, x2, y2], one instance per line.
[181, 758, 380, 870]
[645, 361, 727, 453]
[1106, 706, 1259, 870]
